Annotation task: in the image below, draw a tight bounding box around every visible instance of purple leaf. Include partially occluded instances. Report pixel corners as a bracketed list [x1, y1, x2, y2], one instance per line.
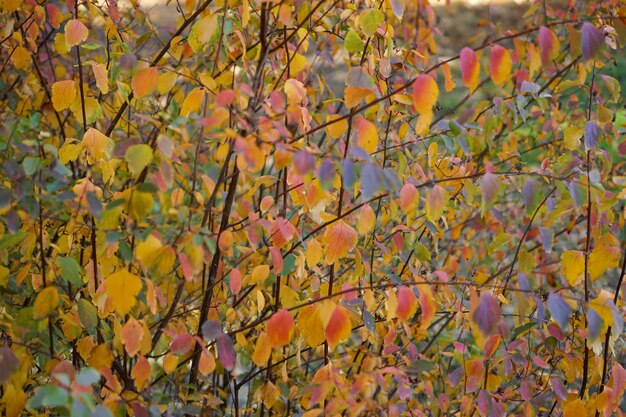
[550, 376, 568, 400]
[293, 149, 315, 175]
[318, 159, 335, 187]
[477, 389, 490, 416]
[581, 22, 605, 61]
[539, 227, 554, 253]
[472, 292, 501, 336]
[522, 179, 535, 209]
[201, 320, 223, 340]
[341, 159, 355, 192]
[0, 346, 18, 383]
[361, 163, 381, 199]
[547, 293, 571, 329]
[480, 172, 499, 207]
[216, 333, 236, 371]
[587, 307, 602, 340]
[584, 120, 600, 151]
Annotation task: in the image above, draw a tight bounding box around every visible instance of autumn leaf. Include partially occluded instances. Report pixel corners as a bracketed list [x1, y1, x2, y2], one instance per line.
[490, 45, 512, 86]
[51, 80, 76, 111]
[412, 74, 439, 114]
[131, 67, 158, 98]
[539, 26, 560, 65]
[266, 309, 295, 347]
[560, 250, 584, 285]
[426, 184, 447, 223]
[180, 87, 206, 117]
[460, 47, 480, 91]
[472, 292, 501, 336]
[125, 144, 153, 177]
[105, 270, 142, 315]
[322, 221, 358, 264]
[325, 305, 351, 350]
[33, 287, 59, 319]
[395, 286, 418, 322]
[64, 19, 89, 48]
[355, 115, 378, 154]
[120, 318, 143, 357]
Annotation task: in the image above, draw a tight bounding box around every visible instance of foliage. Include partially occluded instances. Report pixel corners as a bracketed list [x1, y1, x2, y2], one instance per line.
[0, 0, 626, 416]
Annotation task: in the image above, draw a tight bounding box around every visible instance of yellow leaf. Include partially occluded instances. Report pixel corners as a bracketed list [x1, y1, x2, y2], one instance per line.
[188, 14, 218, 52]
[125, 144, 153, 177]
[560, 250, 584, 285]
[306, 238, 323, 268]
[563, 398, 585, 417]
[157, 72, 178, 94]
[64, 19, 89, 48]
[180, 87, 205, 117]
[81, 128, 113, 164]
[131, 67, 158, 98]
[326, 114, 348, 139]
[250, 265, 270, 284]
[426, 184, 447, 223]
[563, 127, 583, 151]
[105, 270, 142, 315]
[357, 204, 376, 235]
[322, 221, 358, 264]
[51, 80, 76, 111]
[252, 332, 272, 366]
[70, 96, 103, 124]
[355, 115, 378, 154]
[58, 138, 82, 164]
[254, 380, 281, 408]
[589, 234, 620, 281]
[289, 53, 307, 76]
[298, 305, 325, 348]
[33, 287, 59, 319]
[12, 46, 31, 70]
[90, 62, 109, 94]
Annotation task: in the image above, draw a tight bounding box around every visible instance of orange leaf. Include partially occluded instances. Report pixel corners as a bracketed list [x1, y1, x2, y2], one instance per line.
[396, 286, 418, 322]
[355, 115, 378, 154]
[131, 356, 151, 391]
[322, 221, 358, 264]
[419, 284, 436, 329]
[64, 19, 88, 48]
[460, 47, 480, 91]
[325, 305, 351, 350]
[398, 183, 419, 214]
[412, 74, 439, 114]
[441, 62, 456, 92]
[131, 67, 158, 99]
[490, 45, 512, 86]
[120, 317, 143, 357]
[266, 309, 294, 347]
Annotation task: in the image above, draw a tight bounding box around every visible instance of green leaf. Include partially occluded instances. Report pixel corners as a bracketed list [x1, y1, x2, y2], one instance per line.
[344, 30, 365, 53]
[359, 9, 384, 37]
[27, 385, 69, 408]
[77, 299, 98, 332]
[57, 257, 82, 286]
[125, 144, 153, 177]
